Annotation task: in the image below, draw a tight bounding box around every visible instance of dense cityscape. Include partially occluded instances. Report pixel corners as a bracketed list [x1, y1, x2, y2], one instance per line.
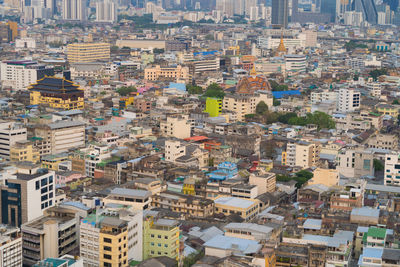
[0, 0, 398, 266]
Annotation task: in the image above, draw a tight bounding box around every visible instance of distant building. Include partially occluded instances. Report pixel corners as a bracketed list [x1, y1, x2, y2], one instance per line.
[0, 122, 27, 160]
[96, 0, 117, 23]
[67, 43, 110, 63]
[214, 196, 260, 221]
[62, 0, 87, 21]
[144, 65, 189, 83]
[271, 0, 288, 28]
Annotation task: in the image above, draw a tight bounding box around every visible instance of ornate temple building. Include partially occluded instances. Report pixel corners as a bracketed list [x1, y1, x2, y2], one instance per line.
[29, 77, 84, 110]
[236, 68, 272, 95]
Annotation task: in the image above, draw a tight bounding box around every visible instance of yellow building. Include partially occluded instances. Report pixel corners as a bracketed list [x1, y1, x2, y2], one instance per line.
[143, 215, 180, 261]
[376, 104, 399, 117]
[29, 77, 84, 110]
[7, 21, 17, 41]
[144, 65, 189, 82]
[99, 219, 129, 267]
[214, 196, 260, 221]
[10, 140, 40, 163]
[67, 42, 110, 63]
[182, 177, 196, 195]
[308, 168, 339, 187]
[41, 153, 69, 170]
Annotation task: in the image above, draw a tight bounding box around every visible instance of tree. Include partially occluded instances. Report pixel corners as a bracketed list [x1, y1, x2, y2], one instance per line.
[369, 68, 387, 81]
[278, 112, 297, 124]
[256, 101, 268, 115]
[373, 159, 384, 172]
[203, 83, 225, 98]
[393, 99, 399, 105]
[153, 48, 164, 54]
[116, 86, 137, 96]
[273, 98, 281, 106]
[187, 84, 203, 95]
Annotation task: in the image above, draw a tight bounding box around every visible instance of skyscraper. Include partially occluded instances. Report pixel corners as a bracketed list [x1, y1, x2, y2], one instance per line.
[62, 0, 87, 21]
[96, 0, 117, 22]
[352, 0, 378, 24]
[272, 0, 288, 28]
[321, 0, 338, 22]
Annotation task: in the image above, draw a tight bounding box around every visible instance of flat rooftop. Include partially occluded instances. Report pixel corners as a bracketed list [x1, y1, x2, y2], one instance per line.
[214, 196, 257, 209]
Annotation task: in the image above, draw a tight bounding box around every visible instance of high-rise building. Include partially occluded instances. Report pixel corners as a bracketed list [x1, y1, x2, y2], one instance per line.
[272, 0, 288, 28]
[67, 42, 110, 63]
[0, 166, 56, 227]
[96, 0, 117, 23]
[321, 0, 338, 22]
[62, 0, 87, 21]
[384, 152, 400, 186]
[337, 88, 361, 113]
[352, 0, 378, 23]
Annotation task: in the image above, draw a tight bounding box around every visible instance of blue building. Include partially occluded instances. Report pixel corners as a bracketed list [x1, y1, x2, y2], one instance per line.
[207, 162, 238, 182]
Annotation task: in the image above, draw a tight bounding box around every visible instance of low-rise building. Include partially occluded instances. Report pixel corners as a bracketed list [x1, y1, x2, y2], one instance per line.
[103, 188, 151, 210]
[214, 196, 260, 221]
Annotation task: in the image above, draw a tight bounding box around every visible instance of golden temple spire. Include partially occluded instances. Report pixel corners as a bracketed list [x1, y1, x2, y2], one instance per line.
[250, 65, 257, 76]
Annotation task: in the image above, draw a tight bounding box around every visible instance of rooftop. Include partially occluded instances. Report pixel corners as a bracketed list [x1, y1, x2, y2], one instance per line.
[109, 187, 151, 199]
[214, 196, 257, 209]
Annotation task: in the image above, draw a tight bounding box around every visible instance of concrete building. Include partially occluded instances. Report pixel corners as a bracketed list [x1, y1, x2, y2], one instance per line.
[271, 0, 288, 28]
[143, 214, 180, 261]
[10, 141, 40, 163]
[144, 65, 189, 82]
[249, 172, 276, 195]
[214, 196, 260, 221]
[284, 55, 307, 73]
[384, 152, 400, 186]
[160, 115, 191, 139]
[164, 139, 208, 169]
[337, 148, 374, 178]
[0, 60, 54, 91]
[0, 122, 27, 160]
[308, 168, 339, 187]
[0, 225, 22, 267]
[0, 166, 56, 227]
[103, 188, 152, 210]
[223, 223, 273, 242]
[80, 207, 143, 266]
[67, 43, 110, 63]
[337, 88, 361, 113]
[96, 0, 117, 23]
[21, 204, 88, 266]
[30, 120, 85, 155]
[204, 235, 261, 258]
[282, 141, 320, 169]
[62, 0, 87, 21]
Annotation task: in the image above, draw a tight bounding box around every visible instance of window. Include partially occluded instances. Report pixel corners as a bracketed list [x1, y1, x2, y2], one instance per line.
[103, 254, 112, 260]
[103, 238, 112, 243]
[104, 246, 112, 251]
[49, 176, 53, 183]
[35, 181, 39, 190]
[41, 178, 47, 187]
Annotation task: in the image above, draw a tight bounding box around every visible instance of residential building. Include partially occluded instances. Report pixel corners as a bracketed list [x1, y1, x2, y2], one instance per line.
[223, 92, 273, 121]
[284, 55, 307, 73]
[29, 77, 84, 110]
[29, 120, 85, 155]
[78, 144, 112, 178]
[0, 225, 22, 267]
[152, 192, 214, 218]
[62, 0, 87, 21]
[143, 214, 180, 261]
[96, 0, 117, 23]
[282, 141, 320, 169]
[214, 196, 260, 221]
[144, 65, 189, 82]
[80, 207, 143, 266]
[0, 166, 56, 226]
[308, 168, 339, 187]
[203, 235, 262, 258]
[10, 140, 40, 163]
[0, 60, 54, 91]
[337, 148, 374, 178]
[223, 223, 274, 242]
[207, 162, 238, 183]
[249, 172, 276, 195]
[0, 122, 27, 160]
[164, 139, 208, 168]
[204, 97, 222, 117]
[376, 104, 399, 117]
[67, 43, 110, 63]
[190, 57, 220, 74]
[41, 153, 69, 171]
[103, 188, 151, 210]
[384, 152, 400, 186]
[367, 133, 398, 150]
[160, 115, 191, 139]
[337, 88, 361, 113]
[21, 204, 88, 266]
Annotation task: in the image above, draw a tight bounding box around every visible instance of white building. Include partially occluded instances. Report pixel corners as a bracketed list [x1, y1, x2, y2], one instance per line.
[62, 0, 87, 21]
[79, 144, 111, 178]
[310, 90, 338, 104]
[284, 55, 307, 73]
[0, 60, 54, 91]
[344, 11, 363, 26]
[15, 38, 36, 50]
[384, 152, 400, 186]
[0, 226, 22, 267]
[160, 115, 191, 139]
[337, 88, 360, 113]
[0, 122, 27, 160]
[96, 0, 116, 23]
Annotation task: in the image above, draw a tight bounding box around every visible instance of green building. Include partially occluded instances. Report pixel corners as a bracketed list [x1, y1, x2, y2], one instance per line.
[204, 97, 222, 117]
[143, 215, 180, 262]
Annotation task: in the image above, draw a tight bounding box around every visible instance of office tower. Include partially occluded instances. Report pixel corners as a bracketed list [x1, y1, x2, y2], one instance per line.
[0, 167, 56, 227]
[0, 122, 27, 160]
[245, 0, 257, 16]
[62, 0, 87, 21]
[234, 0, 245, 15]
[96, 0, 117, 22]
[321, 0, 338, 22]
[67, 42, 110, 63]
[352, 0, 378, 24]
[272, 0, 288, 28]
[216, 0, 234, 17]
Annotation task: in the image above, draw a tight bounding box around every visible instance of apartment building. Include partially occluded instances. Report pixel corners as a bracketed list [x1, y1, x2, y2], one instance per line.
[0, 166, 56, 226]
[310, 90, 338, 104]
[214, 196, 260, 221]
[384, 152, 400, 186]
[80, 207, 143, 266]
[103, 188, 152, 210]
[367, 133, 398, 150]
[0, 226, 22, 267]
[151, 192, 214, 218]
[160, 115, 191, 139]
[0, 121, 27, 160]
[223, 91, 273, 121]
[21, 205, 88, 266]
[191, 57, 220, 74]
[30, 120, 85, 155]
[249, 172, 276, 195]
[337, 148, 374, 178]
[78, 144, 112, 178]
[67, 43, 110, 63]
[144, 65, 189, 82]
[284, 54, 307, 73]
[282, 141, 320, 169]
[143, 214, 180, 261]
[337, 88, 360, 113]
[0, 60, 54, 90]
[10, 140, 40, 163]
[164, 139, 208, 169]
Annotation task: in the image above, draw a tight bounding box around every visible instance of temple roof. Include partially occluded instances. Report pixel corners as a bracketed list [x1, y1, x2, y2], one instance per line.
[29, 77, 82, 94]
